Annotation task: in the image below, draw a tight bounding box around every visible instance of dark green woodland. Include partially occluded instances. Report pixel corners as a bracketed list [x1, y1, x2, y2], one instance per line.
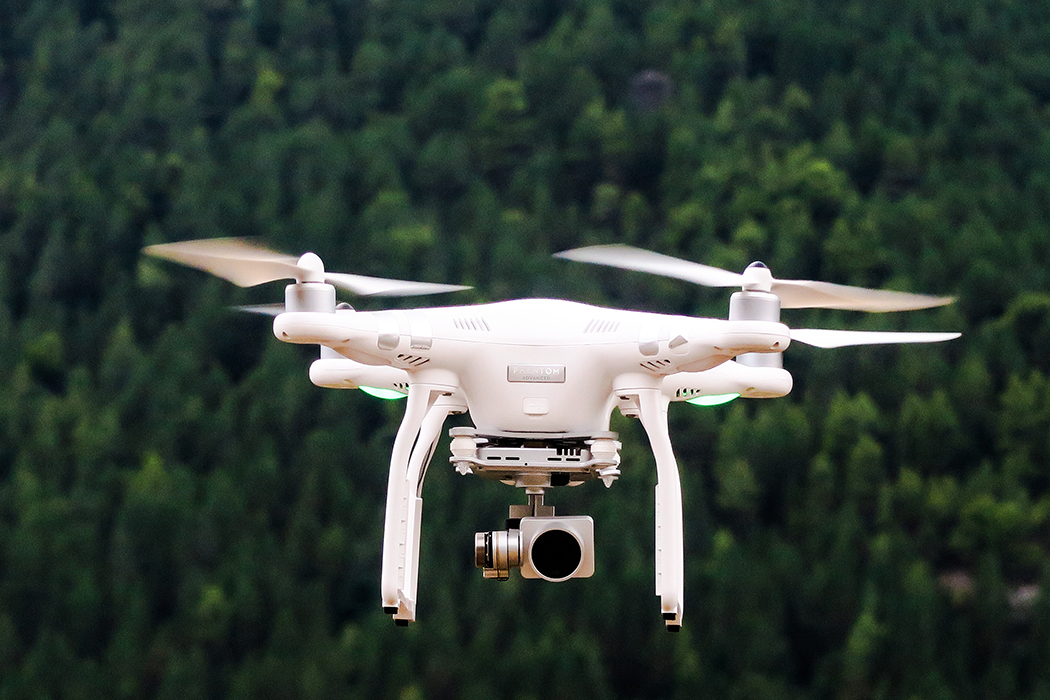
[2, 0, 1050, 697]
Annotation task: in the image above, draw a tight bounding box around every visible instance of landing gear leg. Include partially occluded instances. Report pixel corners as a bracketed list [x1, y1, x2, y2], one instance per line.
[381, 387, 464, 624]
[635, 388, 685, 630]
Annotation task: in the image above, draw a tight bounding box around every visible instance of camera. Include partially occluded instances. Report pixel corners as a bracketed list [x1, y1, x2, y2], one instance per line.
[475, 516, 594, 581]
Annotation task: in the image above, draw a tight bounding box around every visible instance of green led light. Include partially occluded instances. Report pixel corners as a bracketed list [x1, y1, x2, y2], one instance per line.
[359, 386, 409, 400]
[686, 392, 741, 407]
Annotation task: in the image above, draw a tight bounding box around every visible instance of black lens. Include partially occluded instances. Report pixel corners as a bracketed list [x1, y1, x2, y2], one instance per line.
[530, 529, 582, 580]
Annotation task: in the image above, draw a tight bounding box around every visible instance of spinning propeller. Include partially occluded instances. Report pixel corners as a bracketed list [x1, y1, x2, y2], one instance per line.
[144, 238, 471, 298]
[145, 237, 471, 342]
[555, 244, 959, 352]
[554, 244, 953, 311]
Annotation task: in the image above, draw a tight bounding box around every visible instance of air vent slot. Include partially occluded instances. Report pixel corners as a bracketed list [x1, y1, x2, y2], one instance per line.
[584, 318, 620, 333]
[640, 359, 673, 372]
[454, 317, 491, 331]
[397, 354, 431, 367]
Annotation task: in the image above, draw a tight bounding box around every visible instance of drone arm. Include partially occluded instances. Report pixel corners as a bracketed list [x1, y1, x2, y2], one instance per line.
[273, 311, 390, 366]
[663, 362, 793, 401]
[669, 320, 792, 374]
[309, 358, 410, 391]
[623, 383, 684, 629]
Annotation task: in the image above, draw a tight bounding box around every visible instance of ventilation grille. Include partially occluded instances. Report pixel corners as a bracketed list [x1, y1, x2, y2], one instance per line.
[675, 387, 701, 398]
[584, 318, 620, 333]
[397, 354, 431, 367]
[393, 382, 409, 392]
[547, 446, 584, 462]
[454, 316, 491, 331]
[640, 359, 673, 372]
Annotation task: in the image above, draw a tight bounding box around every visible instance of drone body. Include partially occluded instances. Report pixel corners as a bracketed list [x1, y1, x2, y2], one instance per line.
[275, 298, 789, 436]
[145, 239, 959, 631]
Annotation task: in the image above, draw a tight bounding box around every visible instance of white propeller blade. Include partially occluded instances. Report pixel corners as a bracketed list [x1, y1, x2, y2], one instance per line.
[556, 244, 954, 312]
[234, 304, 286, 316]
[554, 244, 742, 287]
[324, 272, 470, 297]
[773, 279, 954, 311]
[790, 329, 961, 348]
[145, 238, 471, 296]
[145, 238, 303, 287]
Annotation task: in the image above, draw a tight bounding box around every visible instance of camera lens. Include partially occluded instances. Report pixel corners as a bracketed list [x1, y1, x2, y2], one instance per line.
[529, 529, 582, 580]
[475, 532, 491, 569]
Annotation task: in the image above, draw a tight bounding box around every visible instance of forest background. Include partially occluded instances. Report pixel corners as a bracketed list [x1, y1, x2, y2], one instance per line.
[2, 0, 1050, 697]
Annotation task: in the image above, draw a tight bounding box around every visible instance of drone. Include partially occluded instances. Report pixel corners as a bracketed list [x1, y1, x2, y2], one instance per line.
[145, 238, 958, 631]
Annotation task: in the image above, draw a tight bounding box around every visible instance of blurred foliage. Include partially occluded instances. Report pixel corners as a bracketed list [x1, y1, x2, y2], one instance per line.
[1, 0, 1050, 697]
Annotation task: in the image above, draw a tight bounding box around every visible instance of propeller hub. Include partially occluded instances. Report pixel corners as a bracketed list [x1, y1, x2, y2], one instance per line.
[297, 252, 326, 283]
[741, 262, 773, 292]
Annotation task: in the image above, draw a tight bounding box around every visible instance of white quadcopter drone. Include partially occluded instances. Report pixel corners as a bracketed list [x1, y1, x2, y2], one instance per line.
[145, 238, 958, 631]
